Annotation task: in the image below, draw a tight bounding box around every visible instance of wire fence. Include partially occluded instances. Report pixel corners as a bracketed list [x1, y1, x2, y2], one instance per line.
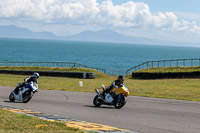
[105, 69, 127, 76]
[3, 59, 198, 76]
[126, 58, 200, 75]
[0, 62, 106, 74]
[0, 62, 129, 76]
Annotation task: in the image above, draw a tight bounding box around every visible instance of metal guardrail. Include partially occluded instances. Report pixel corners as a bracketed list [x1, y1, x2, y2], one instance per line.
[0, 62, 106, 74]
[106, 69, 127, 76]
[126, 58, 200, 75]
[0, 62, 128, 76]
[4, 59, 198, 76]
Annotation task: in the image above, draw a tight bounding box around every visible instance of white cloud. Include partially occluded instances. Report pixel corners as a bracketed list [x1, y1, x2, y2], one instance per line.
[0, 0, 99, 22]
[0, 0, 200, 42]
[175, 12, 200, 24]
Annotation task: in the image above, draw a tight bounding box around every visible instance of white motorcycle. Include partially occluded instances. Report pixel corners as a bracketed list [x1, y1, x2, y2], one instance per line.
[9, 82, 38, 103]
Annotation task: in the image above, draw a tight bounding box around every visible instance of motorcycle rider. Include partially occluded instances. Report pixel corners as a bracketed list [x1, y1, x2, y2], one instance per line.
[102, 75, 125, 97]
[14, 72, 39, 95]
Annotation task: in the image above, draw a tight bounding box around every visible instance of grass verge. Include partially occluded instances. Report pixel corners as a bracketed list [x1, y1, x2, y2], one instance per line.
[1, 74, 200, 101]
[0, 108, 90, 133]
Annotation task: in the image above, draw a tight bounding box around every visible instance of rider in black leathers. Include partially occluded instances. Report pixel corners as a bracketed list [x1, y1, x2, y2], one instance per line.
[102, 75, 125, 97]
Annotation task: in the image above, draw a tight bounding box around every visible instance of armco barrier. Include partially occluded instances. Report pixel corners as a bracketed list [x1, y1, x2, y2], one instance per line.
[132, 71, 200, 79]
[0, 70, 95, 79]
[126, 58, 200, 75]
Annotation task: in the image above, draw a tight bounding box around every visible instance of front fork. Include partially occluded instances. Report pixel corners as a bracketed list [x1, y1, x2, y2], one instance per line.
[95, 88, 101, 96]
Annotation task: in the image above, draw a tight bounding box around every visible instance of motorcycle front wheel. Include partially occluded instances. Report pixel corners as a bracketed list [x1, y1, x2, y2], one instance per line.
[22, 90, 33, 103]
[93, 95, 102, 107]
[9, 92, 15, 102]
[114, 94, 127, 109]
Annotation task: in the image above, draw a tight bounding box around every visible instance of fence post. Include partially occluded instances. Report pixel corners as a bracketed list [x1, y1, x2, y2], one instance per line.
[164, 61, 166, 68]
[184, 59, 185, 67]
[191, 59, 193, 66]
[199, 59, 200, 66]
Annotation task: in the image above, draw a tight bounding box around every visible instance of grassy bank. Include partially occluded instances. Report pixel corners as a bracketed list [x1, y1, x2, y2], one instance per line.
[135, 66, 200, 73]
[0, 108, 89, 133]
[0, 66, 109, 78]
[1, 74, 200, 101]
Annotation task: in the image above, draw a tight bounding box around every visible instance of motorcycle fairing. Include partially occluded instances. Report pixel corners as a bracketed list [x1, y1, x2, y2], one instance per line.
[111, 84, 129, 96]
[26, 82, 38, 92]
[14, 87, 30, 101]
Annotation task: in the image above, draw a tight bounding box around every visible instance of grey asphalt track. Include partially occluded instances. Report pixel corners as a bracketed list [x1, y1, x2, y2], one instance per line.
[1, 86, 200, 133]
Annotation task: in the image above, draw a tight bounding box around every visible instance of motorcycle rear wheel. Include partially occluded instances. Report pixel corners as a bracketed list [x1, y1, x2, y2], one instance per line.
[93, 95, 102, 107]
[22, 90, 33, 103]
[9, 92, 15, 102]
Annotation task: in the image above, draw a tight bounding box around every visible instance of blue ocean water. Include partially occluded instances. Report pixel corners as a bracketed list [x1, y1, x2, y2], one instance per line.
[1, 37, 200, 75]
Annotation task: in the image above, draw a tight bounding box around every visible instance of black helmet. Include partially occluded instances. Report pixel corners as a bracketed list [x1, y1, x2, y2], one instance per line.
[118, 75, 124, 82]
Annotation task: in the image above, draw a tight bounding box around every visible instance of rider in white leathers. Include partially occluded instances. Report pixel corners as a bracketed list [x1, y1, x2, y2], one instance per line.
[14, 72, 39, 94]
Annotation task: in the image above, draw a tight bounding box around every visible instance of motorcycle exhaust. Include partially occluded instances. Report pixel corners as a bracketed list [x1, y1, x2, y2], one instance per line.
[95, 88, 101, 96]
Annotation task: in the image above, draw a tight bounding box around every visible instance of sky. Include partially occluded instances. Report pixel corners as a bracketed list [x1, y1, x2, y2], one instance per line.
[0, 0, 200, 43]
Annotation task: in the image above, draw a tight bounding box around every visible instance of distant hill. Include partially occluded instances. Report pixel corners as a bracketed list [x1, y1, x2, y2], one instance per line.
[58, 30, 173, 45]
[58, 30, 200, 47]
[0, 25, 56, 40]
[0, 25, 199, 47]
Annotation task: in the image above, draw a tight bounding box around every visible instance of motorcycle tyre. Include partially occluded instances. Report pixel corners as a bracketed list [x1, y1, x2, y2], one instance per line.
[114, 94, 127, 109]
[22, 90, 33, 103]
[93, 95, 103, 107]
[9, 92, 15, 102]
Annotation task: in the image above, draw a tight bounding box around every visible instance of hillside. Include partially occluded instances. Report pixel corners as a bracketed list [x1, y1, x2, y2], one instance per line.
[1, 25, 199, 47]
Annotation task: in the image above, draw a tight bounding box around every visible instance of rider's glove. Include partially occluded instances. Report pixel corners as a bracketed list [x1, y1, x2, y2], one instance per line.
[113, 85, 118, 88]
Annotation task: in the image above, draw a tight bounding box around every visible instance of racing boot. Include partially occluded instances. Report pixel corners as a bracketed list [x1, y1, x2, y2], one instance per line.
[14, 86, 19, 95]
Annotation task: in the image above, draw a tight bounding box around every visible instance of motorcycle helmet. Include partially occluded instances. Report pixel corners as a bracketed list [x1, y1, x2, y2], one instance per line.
[118, 75, 124, 82]
[33, 72, 39, 79]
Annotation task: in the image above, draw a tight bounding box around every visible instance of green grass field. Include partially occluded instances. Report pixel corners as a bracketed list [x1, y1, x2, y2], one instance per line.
[1, 66, 200, 132]
[1, 73, 200, 101]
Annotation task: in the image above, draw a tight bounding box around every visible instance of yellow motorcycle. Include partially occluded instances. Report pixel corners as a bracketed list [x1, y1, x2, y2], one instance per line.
[93, 84, 129, 109]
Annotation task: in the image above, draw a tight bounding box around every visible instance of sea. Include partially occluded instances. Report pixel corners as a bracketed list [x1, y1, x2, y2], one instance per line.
[1, 37, 200, 75]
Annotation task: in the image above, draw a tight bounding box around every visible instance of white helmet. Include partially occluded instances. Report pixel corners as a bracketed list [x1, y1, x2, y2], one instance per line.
[33, 72, 39, 79]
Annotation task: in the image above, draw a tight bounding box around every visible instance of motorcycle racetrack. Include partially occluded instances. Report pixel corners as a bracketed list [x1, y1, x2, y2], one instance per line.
[1, 86, 200, 133]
